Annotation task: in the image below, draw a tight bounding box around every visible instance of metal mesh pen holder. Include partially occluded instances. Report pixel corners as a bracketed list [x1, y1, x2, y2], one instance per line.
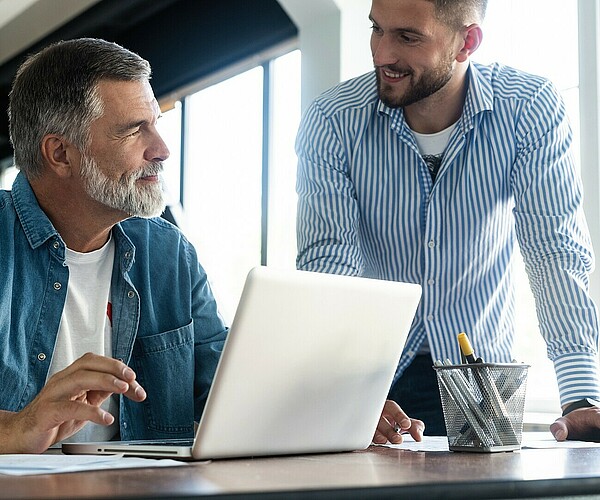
[434, 363, 529, 452]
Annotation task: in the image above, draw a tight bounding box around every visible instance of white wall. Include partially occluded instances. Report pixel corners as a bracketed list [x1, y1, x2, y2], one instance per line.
[277, 0, 373, 111]
[579, 0, 600, 306]
[0, 0, 101, 65]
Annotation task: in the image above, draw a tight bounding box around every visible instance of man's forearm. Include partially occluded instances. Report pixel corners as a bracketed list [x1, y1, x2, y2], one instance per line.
[0, 409, 21, 454]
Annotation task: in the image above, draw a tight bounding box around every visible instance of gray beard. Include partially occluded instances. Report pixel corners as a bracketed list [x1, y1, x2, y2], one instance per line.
[80, 155, 165, 218]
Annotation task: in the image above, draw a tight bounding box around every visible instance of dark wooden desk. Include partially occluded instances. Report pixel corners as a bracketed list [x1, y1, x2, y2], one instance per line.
[3, 444, 600, 499]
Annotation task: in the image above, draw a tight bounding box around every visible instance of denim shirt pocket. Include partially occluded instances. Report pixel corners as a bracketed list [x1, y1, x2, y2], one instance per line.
[131, 321, 195, 435]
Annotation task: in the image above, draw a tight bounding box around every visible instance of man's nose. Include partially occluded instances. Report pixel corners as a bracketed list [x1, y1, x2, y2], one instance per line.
[372, 34, 399, 67]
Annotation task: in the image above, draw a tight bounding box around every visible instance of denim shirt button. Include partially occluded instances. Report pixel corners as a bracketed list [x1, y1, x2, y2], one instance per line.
[37, 353, 46, 361]
[123, 421, 128, 429]
[52, 241, 59, 249]
[124, 251, 132, 259]
[127, 290, 135, 299]
[53, 282, 62, 291]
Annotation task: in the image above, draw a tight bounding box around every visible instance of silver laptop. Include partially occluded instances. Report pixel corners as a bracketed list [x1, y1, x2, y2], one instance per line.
[63, 267, 421, 460]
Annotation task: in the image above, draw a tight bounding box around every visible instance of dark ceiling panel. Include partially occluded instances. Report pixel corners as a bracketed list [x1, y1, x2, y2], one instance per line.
[0, 0, 297, 162]
[119, 0, 298, 97]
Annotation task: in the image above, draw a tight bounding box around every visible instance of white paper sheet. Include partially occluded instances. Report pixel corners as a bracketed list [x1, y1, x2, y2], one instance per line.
[0, 453, 186, 476]
[376, 435, 450, 452]
[521, 431, 600, 449]
[378, 432, 600, 452]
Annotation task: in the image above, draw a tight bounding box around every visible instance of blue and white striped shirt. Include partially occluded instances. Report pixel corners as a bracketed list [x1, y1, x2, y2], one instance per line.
[295, 62, 600, 406]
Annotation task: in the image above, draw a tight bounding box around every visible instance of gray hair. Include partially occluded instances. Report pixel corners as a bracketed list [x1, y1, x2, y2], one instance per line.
[8, 38, 151, 178]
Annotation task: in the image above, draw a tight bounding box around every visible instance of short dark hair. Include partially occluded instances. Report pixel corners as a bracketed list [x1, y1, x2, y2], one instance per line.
[429, 0, 488, 30]
[8, 38, 151, 178]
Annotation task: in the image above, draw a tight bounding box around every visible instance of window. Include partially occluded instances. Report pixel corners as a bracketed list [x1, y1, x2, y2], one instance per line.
[267, 50, 302, 269]
[156, 48, 301, 323]
[0, 163, 17, 190]
[183, 67, 264, 322]
[475, 0, 581, 415]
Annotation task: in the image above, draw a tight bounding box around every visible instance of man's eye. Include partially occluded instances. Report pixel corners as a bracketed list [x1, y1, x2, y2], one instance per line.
[370, 24, 383, 35]
[399, 33, 418, 44]
[127, 129, 141, 138]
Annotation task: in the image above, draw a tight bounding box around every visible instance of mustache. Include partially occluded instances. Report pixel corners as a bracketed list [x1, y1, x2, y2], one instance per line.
[135, 161, 163, 179]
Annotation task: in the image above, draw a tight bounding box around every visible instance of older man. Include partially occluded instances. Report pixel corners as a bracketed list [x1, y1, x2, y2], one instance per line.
[0, 38, 227, 453]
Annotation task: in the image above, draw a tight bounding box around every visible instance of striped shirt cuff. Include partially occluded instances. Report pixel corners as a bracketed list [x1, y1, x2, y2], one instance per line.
[554, 352, 600, 406]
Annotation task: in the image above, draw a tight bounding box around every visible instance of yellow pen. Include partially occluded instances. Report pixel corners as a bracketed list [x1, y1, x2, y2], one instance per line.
[457, 332, 481, 364]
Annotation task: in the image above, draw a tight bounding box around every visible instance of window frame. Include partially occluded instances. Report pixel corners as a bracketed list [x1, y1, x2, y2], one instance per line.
[157, 38, 298, 269]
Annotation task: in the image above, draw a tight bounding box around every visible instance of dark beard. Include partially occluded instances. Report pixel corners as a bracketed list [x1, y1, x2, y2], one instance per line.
[375, 60, 454, 109]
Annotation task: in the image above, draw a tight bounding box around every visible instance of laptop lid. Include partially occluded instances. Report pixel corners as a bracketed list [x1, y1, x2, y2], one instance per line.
[63, 267, 421, 460]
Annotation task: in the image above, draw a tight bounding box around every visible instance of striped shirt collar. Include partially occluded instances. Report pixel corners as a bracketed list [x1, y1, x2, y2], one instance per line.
[376, 62, 495, 137]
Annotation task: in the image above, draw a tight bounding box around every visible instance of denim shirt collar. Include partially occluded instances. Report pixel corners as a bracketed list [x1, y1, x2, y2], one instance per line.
[112, 222, 136, 273]
[11, 171, 136, 269]
[11, 172, 62, 251]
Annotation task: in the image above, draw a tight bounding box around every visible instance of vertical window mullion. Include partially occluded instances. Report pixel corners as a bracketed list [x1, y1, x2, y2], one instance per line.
[179, 97, 190, 209]
[261, 61, 274, 266]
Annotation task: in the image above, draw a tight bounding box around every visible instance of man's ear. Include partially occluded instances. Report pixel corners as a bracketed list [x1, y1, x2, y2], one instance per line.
[40, 134, 79, 178]
[456, 24, 483, 63]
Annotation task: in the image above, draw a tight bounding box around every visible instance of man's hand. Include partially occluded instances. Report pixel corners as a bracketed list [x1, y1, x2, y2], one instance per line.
[550, 407, 600, 442]
[372, 400, 424, 444]
[0, 353, 146, 454]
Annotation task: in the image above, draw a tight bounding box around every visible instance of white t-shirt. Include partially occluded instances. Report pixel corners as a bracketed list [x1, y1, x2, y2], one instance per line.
[46, 235, 119, 442]
[411, 121, 457, 181]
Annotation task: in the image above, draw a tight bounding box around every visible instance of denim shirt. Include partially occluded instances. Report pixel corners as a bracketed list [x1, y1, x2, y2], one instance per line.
[0, 173, 228, 440]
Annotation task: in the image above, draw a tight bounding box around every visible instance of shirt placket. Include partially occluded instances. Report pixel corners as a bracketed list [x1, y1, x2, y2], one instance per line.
[109, 230, 140, 441]
[21, 237, 68, 409]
